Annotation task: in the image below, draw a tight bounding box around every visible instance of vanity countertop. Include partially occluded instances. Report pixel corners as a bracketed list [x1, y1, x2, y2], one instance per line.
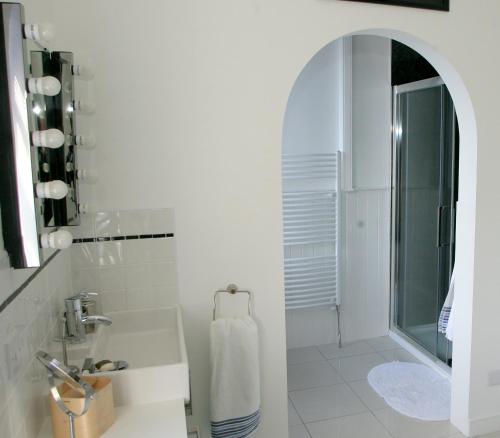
[38, 398, 188, 438]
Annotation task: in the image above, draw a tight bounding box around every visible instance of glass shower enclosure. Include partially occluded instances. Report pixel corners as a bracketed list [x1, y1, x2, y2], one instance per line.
[391, 77, 458, 365]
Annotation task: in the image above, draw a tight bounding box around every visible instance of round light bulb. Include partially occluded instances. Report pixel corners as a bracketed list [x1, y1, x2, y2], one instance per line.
[24, 23, 55, 43]
[73, 100, 95, 115]
[74, 134, 96, 150]
[36, 180, 68, 200]
[40, 230, 73, 250]
[28, 76, 61, 96]
[32, 129, 65, 149]
[77, 169, 98, 184]
[71, 64, 94, 80]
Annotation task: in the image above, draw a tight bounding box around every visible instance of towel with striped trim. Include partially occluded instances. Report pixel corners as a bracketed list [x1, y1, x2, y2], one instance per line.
[438, 268, 455, 341]
[210, 316, 261, 438]
[211, 410, 261, 438]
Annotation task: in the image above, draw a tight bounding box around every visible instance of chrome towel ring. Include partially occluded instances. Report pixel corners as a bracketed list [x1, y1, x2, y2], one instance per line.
[213, 284, 252, 321]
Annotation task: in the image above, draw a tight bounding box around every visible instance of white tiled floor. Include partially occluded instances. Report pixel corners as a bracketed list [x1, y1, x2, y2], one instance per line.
[287, 336, 464, 438]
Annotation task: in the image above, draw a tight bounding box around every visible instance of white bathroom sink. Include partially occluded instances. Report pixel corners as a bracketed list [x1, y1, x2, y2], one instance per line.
[66, 306, 190, 407]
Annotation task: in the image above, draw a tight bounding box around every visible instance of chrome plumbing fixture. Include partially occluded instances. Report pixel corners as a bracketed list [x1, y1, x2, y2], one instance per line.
[65, 292, 112, 343]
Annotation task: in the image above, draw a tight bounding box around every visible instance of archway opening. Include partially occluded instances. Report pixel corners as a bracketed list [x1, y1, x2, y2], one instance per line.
[282, 29, 476, 435]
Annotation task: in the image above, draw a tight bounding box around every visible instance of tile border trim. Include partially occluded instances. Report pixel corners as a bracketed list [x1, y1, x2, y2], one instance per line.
[73, 233, 174, 243]
[0, 250, 60, 315]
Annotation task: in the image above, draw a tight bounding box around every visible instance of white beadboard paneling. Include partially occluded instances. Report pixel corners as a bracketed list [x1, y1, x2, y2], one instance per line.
[340, 189, 391, 343]
[286, 307, 338, 349]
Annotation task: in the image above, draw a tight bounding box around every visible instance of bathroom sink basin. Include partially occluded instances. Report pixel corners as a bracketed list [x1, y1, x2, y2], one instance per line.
[66, 306, 190, 407]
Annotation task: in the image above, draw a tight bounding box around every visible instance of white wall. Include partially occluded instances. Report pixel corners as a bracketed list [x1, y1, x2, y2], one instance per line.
[350, 36, 392, 190]
[341, 35, 392, 342]
[47, 1, 500, 436]
[283, 40, 342, 156]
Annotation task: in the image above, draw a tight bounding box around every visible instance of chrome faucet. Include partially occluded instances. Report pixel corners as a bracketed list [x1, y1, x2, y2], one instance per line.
[64, 292, 112, 343]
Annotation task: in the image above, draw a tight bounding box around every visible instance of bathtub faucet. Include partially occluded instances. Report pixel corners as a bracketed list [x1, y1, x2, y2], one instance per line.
[64, 293, 112, 343]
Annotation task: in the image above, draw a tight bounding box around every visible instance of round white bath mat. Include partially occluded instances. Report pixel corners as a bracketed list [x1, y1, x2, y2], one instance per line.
[367, 362, 451, 421]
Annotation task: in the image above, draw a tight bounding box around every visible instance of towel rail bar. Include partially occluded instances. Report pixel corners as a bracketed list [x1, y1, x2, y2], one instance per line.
[213, 284, 252, 321]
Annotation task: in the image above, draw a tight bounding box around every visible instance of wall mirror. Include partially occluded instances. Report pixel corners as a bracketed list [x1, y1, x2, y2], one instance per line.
[0, 2, 85, 269]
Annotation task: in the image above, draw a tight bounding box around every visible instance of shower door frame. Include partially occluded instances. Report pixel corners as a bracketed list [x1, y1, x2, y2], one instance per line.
[389, 76, 454, 373]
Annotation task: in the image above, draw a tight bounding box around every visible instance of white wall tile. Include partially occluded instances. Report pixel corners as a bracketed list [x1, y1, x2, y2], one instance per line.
[148, 238, 176, 260]
[71, 243, 97, 268]
[125, 264, 150, 290]
[149, 209, 175, 234]
[96, 241, 125, 266]
[122, 239, 149, 265]
[151, 284, 178, 307]
[0, 251, 73, 438]
[71, 214, 95, 240]
[149, 262, 176, 287]
[72, 267, 99, 291]
[98, 266, 126, 291]
[71, 209, 178, 313]
[95, 211, 121, 237]
[118, 209, 150, 235]
[101, 290, 128, 313]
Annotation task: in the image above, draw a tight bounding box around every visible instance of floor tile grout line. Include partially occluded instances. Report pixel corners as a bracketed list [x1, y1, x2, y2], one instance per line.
[289, 378, 372, 428]
[288, 339, 404, 362]
[292, 380, 397, 438]
[322, 350, 388, 363]
[288, 380, 343, 393]
[288, 380, 348, 396]
[324, 351, 388, 383]
[302, 409, 372, 427]
[316, 347, 377, 361]
[343, 379, 397, 438]
[369, 410, 398, 438]
[324, 357, 348, 383]
[287, 357, 329, 366]
[288, 393, 308, 428]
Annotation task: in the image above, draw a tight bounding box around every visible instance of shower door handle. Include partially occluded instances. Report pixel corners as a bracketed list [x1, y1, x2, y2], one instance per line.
[436, 205, 451, 247]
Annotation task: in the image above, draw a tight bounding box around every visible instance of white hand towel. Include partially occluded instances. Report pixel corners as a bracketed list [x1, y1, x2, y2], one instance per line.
[445, 270, 456, 341]
[438, 269, 455, 341]
[210, 316, 261, 438]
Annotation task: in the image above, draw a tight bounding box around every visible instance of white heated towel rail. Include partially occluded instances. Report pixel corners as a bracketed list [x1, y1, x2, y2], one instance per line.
[282, 153, 341, 311]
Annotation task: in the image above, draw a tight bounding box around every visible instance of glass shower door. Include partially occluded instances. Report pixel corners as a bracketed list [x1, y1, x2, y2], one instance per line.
[392, 77, 457, 364]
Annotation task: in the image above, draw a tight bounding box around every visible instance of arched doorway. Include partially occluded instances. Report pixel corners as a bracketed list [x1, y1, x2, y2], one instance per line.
[282, 29, 477, 435]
